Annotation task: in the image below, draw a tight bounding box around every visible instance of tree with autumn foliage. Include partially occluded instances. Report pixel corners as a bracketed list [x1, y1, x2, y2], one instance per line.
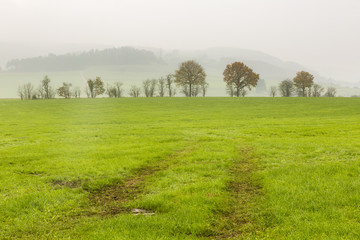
[57, 82, 72, 98]
[293, 71, 314, 97]
[174, 60, 207, 97]
[223, 62, 259, 97]
[86, 77, 105, 98]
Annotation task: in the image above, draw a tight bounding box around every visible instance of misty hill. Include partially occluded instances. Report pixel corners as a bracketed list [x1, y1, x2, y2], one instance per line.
[6, 47, 160, 72]
[0, 41, 112, 68]
[1, 46, 360, 98]
[4, 46, 336, 87]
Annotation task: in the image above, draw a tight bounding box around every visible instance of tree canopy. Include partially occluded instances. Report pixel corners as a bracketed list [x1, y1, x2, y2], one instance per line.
[223, 62, 259, 97]
[57, 82, 72, 98]
[174, 60, 207, 97]
[279, 79, 295, 97]
[293, 71, 314, 97]
[86, 77, 105, 98]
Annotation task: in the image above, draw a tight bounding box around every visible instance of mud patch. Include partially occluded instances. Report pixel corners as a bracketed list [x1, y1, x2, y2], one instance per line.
[89, 164, 165, 215]
[88, 148, 191, 216]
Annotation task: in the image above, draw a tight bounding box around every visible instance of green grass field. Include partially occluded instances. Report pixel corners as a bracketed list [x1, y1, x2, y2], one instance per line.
[1, 98, 360, 239]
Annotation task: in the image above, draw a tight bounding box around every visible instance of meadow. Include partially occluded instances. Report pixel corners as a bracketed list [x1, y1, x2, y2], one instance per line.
[0, 97, 359, 239]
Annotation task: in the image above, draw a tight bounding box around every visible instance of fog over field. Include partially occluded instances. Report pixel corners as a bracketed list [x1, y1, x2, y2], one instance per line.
[1, 0, 360, 97]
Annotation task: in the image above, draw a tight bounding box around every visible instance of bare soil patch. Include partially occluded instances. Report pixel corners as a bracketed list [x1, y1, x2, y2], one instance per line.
[88, 148, 191, 216]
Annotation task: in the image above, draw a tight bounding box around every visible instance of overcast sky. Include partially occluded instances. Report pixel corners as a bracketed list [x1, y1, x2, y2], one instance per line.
[1, 0, 359, 82]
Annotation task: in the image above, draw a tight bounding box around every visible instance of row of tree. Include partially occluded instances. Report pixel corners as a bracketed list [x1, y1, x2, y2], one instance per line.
[17, 60, 337, 99]
[17, 60, 209, 99]
[269, 71, 336, 97]
[17, 74, 178, 100]
[85, 74, 179, 98]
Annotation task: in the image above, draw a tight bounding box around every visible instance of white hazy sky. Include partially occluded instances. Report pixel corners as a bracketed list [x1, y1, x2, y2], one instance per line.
[1, 0, 360, 82]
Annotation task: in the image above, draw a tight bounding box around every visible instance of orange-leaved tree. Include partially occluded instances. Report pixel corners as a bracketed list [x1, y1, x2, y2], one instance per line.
[223, 62, 259, 97]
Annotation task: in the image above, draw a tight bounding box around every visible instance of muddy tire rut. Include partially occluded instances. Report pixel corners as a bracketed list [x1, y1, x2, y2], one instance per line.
[88, 147, 192, 216]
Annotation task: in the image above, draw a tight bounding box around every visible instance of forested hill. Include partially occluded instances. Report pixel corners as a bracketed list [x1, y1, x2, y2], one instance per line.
[6, 47, 160, 72]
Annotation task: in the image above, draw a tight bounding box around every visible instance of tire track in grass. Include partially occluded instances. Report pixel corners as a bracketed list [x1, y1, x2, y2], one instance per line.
[87, 146, 194, 216]
[212, 146, 262, 239]
[53, 143, 261, 239]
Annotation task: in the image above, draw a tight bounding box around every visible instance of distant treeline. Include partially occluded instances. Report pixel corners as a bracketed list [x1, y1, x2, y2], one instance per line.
[6, 47, 160, 72]
[17, 60, 339, 100]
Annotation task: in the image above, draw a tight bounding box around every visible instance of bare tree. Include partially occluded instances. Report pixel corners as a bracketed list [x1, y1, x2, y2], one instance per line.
[325, 87, 336, 97]
[226, 84, 235, 97]
[129, 85, 141, 97]
[270, 86, 277, 97]
[39, 75, 56, 99]
[106, 84, 116, 98]
[150, 79, 157, 97]
[192, 85, 201, 97]
[143, 79, 151, 97]
[27, 83, 36, 99]
[36, 85, 45, 99]
[18, 83, 35, 100]
[106, 82, 123, 98]
[85, 86, 91, 98]
[42, 75, 51, 99]
[114, 82, 123, 97]
[72, 87, 81, 98]
[279, 79, 295, 97]
[17, 86, 25, 100]
[201, 82, 209, 97]
[165, 74, 176, 97]
[36, 75, 55, 99]
[312, 84, 324, 97]
[158, 77, 166, 97]
[143, 79, 157, 97]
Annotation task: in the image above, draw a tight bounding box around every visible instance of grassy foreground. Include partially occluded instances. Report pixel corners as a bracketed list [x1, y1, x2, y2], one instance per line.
[0, 98, 359, 239]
